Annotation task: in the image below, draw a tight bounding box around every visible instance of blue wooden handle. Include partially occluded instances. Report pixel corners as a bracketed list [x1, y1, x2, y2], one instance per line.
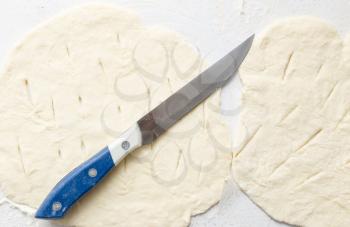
[35, 146, 115, 219]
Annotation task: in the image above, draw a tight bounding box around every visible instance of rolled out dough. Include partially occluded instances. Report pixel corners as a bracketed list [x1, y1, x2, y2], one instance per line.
[233, 17, 350, 227]
[0, 5, 232, 227]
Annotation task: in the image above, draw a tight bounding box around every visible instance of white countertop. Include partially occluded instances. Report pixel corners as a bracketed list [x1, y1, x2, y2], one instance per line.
[0, 0, 349, 226]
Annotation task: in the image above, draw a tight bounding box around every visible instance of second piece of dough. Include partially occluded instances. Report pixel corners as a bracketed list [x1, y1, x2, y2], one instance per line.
[233, 17, 350, 227]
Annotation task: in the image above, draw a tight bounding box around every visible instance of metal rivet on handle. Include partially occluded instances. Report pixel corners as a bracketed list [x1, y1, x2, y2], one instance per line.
[121, 141, 130, 150]
[88, 168, 97, 177]
[52, 202, 62, 211]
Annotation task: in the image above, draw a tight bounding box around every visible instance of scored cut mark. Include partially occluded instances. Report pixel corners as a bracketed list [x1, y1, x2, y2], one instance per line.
[295, 171, 323, 189]
[279, 105, 298, 124]
[235, 125, 262, 158]
[295, 128, 323, 152]
[57, 149, 62, 158]
[80, 138, 86, 153]
[65, 44, 70, 57]
[174, 149, 183, 175]
[98, 58, 106, 75]
[166, 78, 173, 93]
[322, 82, 338, 109]
[17, 143, 26, 174]
[123, 158, 128, 172]
[333, 200, 349, 212]
[116, 33, 120, 43]
[146, 88, 151, 111]
[282, 52, 294, 80]
[268, 154, 293, 178]
[24, 79, 33, 104]
[315, 63, 324, 78]
[51, 97, 56, 120]
[335, 108, 350, 129]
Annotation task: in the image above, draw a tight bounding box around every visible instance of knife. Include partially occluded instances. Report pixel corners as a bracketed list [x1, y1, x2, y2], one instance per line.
[35, 35, 254, 219]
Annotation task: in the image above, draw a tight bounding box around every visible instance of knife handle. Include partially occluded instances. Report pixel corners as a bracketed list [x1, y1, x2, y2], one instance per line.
[35, 124, 142, 219]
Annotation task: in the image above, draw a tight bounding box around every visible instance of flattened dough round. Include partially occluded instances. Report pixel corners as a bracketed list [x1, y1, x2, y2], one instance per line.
[0, 5, 232, 227]
[233, 17, 350, 227]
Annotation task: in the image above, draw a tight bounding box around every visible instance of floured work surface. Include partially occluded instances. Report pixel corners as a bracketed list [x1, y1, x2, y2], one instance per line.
[0, 4, 232, 227]
[233, 17, 350, 227]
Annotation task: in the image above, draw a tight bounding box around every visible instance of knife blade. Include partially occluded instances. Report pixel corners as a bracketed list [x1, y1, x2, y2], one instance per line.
[35, 35, 254, 219]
